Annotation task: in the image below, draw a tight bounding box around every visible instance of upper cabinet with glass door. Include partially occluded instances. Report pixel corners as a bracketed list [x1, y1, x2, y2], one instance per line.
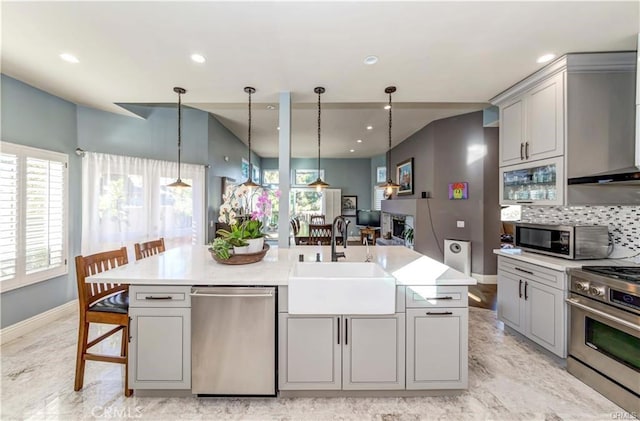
[500, 157, 564, 206]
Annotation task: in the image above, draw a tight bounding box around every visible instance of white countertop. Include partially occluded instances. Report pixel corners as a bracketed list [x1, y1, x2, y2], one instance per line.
[87, 244, 477, 287]
[493, 248, 638, 272]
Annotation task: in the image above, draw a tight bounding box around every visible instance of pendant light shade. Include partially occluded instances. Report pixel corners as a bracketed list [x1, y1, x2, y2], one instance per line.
[308, 86, 330, 191]
[378, 86, 400, 195]
[168, 87, 191, 188]
[242, 86, 260, 188]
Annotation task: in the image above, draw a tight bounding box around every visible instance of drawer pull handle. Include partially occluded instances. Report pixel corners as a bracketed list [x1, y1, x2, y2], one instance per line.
[515, 267, 534, 275]
[516, 201, 533, 204]
[426, 311, 453, 316]
[519, 280, 523, 298]
[424, 296, 454, 300]
[145, 295, 173, 300]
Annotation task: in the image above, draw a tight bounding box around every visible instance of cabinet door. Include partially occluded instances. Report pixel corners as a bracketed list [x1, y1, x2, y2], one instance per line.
[342, 314, 405, 390]
[406, 308, 468, 389]
[500, 97, 526, 166]
[128, 307, 191, 389]
[497, 270, 526, 334]
[278, 314, 341, 390]
[526, 73, 565, 161]
[524, 280, 566, 357]
[499, 156, 564, 206]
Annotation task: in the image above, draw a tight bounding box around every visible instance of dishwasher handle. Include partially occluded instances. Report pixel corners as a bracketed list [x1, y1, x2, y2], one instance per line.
[191, 289, 274, 298]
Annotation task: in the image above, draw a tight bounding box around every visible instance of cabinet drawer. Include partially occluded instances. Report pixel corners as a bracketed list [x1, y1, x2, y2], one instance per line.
[130, 285, 191, 308]
[406, 286, 468, 308]
[498, 257, 565, 290]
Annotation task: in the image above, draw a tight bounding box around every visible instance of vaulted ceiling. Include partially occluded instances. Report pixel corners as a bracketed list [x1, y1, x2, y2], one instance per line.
[2, 1, 638, 158]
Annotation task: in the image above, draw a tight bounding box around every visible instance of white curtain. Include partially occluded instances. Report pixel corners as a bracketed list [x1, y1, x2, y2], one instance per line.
[81, 152, 205, 256]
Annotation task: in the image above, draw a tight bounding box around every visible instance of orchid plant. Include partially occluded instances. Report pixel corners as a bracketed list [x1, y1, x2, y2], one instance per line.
[213, 185, 280, 258]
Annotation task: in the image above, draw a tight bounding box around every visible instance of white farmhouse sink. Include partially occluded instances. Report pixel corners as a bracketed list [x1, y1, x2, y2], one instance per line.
[288, 262, 396, 315]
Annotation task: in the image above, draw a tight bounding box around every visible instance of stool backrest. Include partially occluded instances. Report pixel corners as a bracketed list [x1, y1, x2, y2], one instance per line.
[134, 238, 165, 261]
[75, 247, 128, 311]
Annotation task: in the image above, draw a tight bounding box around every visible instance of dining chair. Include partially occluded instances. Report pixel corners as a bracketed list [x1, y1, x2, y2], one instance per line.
[310, 215, 326, 225]
[308, 223, 332, 245]
[74, 247, 132, 397]
[134, 237, 165, 261]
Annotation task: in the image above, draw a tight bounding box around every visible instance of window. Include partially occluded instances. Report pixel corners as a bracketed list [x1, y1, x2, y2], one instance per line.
[262, 169, 279, 186]
[293, 169, 325, 186]
[0, 142, 68, 292]
[81, 152, 205, 256]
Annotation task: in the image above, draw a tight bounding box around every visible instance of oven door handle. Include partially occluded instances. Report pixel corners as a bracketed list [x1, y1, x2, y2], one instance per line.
[566, 298, 640, 332]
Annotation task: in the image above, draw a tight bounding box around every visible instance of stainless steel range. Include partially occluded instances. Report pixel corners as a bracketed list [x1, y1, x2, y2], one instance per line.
[567, 266, 640, 414]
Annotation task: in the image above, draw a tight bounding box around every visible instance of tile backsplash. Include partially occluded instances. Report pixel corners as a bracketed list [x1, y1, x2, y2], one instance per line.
[521, 205, 640, 262]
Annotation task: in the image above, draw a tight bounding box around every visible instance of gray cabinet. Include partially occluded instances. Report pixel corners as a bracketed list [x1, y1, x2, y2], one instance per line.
[278, 314, 341, 390]
[497, 270, 526, 331]
[405, 285, 469, 390]
[343, 314, 405, 390]
[497, 257, 566, 357]
[493, 52, 638, 205]
[128, 285, 191, 389]
[498, 73, 564, 168]
[278, 313, 405, 391]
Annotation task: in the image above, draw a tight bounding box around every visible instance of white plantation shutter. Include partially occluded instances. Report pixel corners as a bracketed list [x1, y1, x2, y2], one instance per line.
[0, 152, 18, 282]
[374, 188, 384, 211]
[0, 142, 68, 292]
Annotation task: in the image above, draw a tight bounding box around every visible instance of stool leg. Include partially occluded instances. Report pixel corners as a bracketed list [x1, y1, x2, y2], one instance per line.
[124, 324, 132, 397]
[74, 320, 89, 391]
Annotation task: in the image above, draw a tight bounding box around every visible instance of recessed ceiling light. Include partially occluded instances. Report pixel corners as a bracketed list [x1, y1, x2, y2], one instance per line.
[266, 105, 275, 110]
[59, 53, 79, 64]
[356, 139, 362, 143]
[536, 54, 556, 64]
[366, 125, 373, 130]
[349, 149, 355, 153]
[191, 54, 206, 63]
[277, 126, 280, 131]
[384, 105, 391, 110]
[364, 55, 378, 65]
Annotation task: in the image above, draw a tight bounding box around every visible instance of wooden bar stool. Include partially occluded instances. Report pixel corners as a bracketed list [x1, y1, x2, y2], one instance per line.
[74, 247, 132, 397]
[134, 238, 165, 261]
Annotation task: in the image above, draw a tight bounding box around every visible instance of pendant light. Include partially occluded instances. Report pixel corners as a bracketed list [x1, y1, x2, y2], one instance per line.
[168, 87, 191, 188]
[378, 86, 400, 195]
[308, 86, 330, 191]
[242, 86, 259, 188]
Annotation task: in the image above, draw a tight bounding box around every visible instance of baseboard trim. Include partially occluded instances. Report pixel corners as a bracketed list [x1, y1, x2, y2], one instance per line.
[472, 273, 497, 284]
[1, 299, 77, 346]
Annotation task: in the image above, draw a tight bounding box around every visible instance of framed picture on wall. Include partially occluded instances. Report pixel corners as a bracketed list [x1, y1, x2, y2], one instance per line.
[376, 166, 386, 183]
[396, 158, 414, 196]
[341, 195, 357, 216]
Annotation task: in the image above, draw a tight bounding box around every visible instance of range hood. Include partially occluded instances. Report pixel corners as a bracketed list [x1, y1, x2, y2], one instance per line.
[568, 35, 640, 186]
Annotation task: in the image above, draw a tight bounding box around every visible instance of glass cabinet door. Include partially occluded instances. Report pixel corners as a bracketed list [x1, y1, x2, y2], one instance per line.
[499, 156, 564, 205]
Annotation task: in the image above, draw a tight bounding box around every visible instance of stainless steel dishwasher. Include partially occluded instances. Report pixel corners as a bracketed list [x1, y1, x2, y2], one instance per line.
[191, 286, 276, 396]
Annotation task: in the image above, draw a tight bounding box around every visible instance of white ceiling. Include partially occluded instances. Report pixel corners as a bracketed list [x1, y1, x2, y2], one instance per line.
[2, 1, 638, 158]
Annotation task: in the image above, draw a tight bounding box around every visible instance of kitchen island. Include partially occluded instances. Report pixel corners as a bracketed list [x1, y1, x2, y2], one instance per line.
[87, 245, 476, 397]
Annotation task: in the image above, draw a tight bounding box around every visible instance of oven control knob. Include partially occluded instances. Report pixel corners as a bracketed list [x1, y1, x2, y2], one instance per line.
[575, 281, 590, 292]
[589, 286, 605, 297]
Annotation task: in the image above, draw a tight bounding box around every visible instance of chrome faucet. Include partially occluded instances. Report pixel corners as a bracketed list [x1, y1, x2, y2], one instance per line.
[331, 215, 349, 262]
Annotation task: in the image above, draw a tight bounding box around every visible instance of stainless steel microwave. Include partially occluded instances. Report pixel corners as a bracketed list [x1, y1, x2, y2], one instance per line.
[514, 223, 610, 260]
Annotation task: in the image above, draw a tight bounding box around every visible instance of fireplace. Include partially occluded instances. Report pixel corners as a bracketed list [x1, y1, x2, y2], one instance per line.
[392, 216, 405, 239]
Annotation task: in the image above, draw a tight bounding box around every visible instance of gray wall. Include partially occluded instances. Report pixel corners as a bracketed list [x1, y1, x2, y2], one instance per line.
[1, 75, 81, 328]
[389, 111, 500, 275]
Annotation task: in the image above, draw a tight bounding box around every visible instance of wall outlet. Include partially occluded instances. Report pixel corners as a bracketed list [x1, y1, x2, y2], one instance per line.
[456, 220, 465, 228]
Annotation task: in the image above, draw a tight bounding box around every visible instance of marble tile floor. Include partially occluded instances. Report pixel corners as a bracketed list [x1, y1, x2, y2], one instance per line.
[1, 307, 631, 421]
